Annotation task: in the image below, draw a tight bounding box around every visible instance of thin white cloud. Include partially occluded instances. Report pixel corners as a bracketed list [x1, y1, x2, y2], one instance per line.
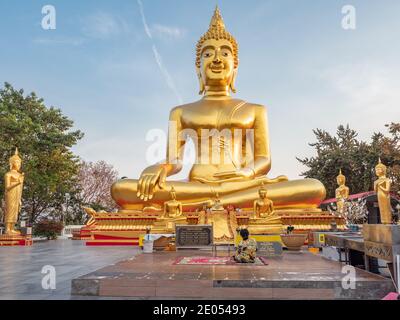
[81, 11, 129, 39]
[151, 24, 186, 40]
[320, 62, 400, 123]
[137, 0, 183, 105]
[32, 36, 85, 46]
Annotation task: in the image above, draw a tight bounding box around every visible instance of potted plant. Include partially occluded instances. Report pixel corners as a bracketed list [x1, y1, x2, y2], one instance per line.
[142, 228, 154, 253]
[280, 226, 308, 251]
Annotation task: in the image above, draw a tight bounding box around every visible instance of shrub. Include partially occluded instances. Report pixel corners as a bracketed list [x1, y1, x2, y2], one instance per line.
[34, 219, 64, 240]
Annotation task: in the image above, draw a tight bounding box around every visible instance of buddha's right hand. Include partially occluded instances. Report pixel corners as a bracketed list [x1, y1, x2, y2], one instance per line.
[137, 165, 168, 201]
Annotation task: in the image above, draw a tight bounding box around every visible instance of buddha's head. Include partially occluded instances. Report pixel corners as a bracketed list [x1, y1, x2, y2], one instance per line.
[239, 228, 249, 240]
[375, 158, 387, 177]
[196, 6, 238, 95]
[258, 185, 267, 199]
[336, 169, 346, 186]
[9, 148, 22, 172]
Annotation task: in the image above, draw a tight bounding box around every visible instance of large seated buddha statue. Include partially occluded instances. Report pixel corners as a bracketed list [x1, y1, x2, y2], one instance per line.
[111, 7, 326, 214]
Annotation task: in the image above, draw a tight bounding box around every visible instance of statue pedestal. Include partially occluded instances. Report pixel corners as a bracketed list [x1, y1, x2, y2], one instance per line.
[80, 211, 173, 246]
[277, 209, 346, 232]
[80, 208, 284, 246]
[363, 224, 400, 287]
[79, 207, 344, 246]
[0, 234, 32, 246]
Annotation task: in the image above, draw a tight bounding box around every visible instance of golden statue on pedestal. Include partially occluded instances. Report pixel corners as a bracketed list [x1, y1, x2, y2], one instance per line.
[163, 186, 182, 218]
[211, 192, 224, 212]
[4, 148, 24, 235]
[335, 170, 349, 214]
[253, 184, 274, 218]
[111, 7, 326, 213]
[374, 159, 392, 224]
[80, 7, 331, 245]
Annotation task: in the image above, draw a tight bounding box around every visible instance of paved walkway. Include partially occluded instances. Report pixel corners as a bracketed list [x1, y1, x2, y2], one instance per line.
[0, 240, 138, 300]
[72, 250, 394, 300]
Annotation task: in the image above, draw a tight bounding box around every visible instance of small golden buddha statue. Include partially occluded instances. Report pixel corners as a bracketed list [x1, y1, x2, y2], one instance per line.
[111, 6, 326, 213]
[253, 184, 274, 218]
[211, 192, 225, 211]
[4, 148, 24, 235]
[335, 170, 349, 214]
[374, 159, 393, 224]
[163, 186, 182, 218]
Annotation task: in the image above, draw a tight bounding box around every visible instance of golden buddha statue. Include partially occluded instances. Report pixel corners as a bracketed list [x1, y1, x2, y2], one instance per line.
[374, 159, 393, 224]
[253, 184, 274, 218]
[111, 7, 326, 213]
[163, 186, 182, 218]
[335, 169, 349, 214]
[4, 148, 24, 235]
[211, 192, 224, 211]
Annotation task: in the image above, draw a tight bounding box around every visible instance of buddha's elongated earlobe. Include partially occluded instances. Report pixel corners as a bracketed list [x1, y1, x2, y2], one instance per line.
[229, 68, 238, 94]
[197, 67, 205, 95]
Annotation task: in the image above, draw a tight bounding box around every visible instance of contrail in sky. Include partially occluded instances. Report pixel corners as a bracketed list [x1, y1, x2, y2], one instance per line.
[137, 0, 183, 105]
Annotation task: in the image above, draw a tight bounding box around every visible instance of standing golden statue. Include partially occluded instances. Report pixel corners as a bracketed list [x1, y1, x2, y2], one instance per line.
[253, 184, 274, 218]
[163, 186, 182, 218]
[374, 159, 392, 224]
[4, 148, 24, 235]
[335, 170, 349, 214]
[111, 6, 326, 212]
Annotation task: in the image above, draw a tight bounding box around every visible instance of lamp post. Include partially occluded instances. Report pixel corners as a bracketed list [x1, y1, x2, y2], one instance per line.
[62, 193, 70, 236]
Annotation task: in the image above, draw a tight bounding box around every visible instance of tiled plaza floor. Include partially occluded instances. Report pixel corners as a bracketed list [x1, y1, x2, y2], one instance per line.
[0, 240, 139, 300]
[72, 249, 395, 300]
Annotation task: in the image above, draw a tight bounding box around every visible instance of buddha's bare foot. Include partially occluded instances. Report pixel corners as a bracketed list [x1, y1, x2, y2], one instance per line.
[6, 230, 21, 236]
[143, 205, 162, 213]
[258, 175, 289, 184]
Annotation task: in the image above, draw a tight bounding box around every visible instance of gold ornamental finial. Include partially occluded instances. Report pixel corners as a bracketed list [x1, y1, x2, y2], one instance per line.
[196, 6, 238, 68]
[170, 186, 176, 199]
[209, 5, 225, 30]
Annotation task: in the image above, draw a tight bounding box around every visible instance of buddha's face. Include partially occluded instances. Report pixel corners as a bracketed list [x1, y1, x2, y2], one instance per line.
[259, 190, 267, 198]
[375, 166, 386, 177]
[10, 159, 21, 171]
[199, 39, 236, 89]
[171, 191, 176, 200]
[337, 176, 345, 186]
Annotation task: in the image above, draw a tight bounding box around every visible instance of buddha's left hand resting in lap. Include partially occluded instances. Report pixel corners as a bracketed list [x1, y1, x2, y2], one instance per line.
[111, 7, 326, 212]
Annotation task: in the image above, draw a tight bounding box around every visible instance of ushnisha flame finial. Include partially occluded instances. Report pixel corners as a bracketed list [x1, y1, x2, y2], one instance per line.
[209, 5, 225, 29]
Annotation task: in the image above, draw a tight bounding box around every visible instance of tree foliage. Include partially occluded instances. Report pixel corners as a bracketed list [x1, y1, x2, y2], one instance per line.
[0, 82, 84, 224]
[297, 123, 400, 199]
[77, 160, 119, 212]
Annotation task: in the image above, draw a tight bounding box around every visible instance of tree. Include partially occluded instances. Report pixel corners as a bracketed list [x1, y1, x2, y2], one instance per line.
[297, 123, 400, 199]
[0, 82, 84, 224]
[77, 160, 119, 212]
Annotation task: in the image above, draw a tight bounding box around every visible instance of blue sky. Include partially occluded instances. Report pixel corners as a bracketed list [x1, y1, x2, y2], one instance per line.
[1, 0, 399, 180]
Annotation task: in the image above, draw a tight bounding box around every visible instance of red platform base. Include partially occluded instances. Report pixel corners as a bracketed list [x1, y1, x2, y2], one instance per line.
[0, 234, 33, 246]
[85, 234, 140, 246]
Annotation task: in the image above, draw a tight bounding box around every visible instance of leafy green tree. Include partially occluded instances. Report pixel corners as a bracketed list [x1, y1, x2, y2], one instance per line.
[297, 123, 400, 199]
[0, 82, 84, 224]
